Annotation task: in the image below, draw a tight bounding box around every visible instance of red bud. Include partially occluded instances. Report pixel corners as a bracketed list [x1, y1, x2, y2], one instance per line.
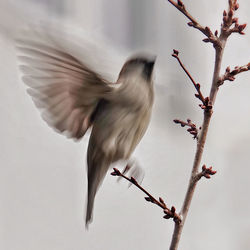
[130, 177, 137, 184]
[232, 17, 238, 23]
[171, 206, 176, 213]
[177, 0, 184, 7]
[231, 69, 239, 75]
[228, 76, 235, 81]
[164, 215, 171, 219]
[173, 49, 179, 55]
[159, 197, 164, 204]
[228, 9, 233, 18]
[203, 38, 210, 43]
[239, 23, 247, 32]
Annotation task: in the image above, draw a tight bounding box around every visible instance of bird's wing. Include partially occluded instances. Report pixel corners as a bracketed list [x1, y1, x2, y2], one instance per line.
[17, 33, 115, 140]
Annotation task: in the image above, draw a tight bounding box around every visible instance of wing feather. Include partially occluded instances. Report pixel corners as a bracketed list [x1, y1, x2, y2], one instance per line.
[17, 31, 115, 139]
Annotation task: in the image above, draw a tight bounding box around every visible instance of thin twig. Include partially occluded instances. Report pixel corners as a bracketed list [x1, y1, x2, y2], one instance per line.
[172, 50, 205, 104]
[194, 165, 217, 181]
[172, 50, 212, 111]
[173, 118, 199, 139]
[167, 0, 218, 45]
[218, 63, 250, 85]
[111, 168, 181, 224]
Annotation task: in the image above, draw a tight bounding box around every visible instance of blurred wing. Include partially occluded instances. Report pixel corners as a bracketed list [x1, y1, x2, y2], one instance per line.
[17, 35, 114, 139]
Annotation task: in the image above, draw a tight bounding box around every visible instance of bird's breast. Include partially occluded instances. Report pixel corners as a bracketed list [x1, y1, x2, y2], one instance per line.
[90, 75, 154, 161]
[113, 76, 154, 112]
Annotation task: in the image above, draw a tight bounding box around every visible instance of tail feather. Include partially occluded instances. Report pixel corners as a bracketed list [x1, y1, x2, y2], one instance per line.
[85, 148, 112, 227]
[85, 187, 95, 227]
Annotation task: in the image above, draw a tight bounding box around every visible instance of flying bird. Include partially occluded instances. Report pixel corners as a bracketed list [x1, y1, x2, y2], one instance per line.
[17, 29, 155, 226]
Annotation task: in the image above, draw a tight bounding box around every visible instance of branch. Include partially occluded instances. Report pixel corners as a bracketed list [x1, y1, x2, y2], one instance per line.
[221, 1, 247, 37]
[167, 0, 218, 45]
[111, 168, 181, 224]
[168, 0, 247, 48]
[218, 63, 250, 85]
[168, 1, 247, 249]
[194, 165, 217, 181]
[173, 118, 199, 139]
[172, 50, 212, 111]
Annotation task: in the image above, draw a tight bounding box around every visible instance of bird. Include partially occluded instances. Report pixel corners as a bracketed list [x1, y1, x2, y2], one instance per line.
[17, 29, 155, 226]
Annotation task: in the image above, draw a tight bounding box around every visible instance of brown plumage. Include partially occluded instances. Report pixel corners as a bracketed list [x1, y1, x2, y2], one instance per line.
[17, 30, 155, 226]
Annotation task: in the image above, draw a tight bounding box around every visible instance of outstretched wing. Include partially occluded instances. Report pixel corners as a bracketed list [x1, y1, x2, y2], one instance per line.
[17, 32, 115, 139]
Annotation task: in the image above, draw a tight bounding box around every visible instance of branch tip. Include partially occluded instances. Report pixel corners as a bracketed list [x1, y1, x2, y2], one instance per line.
[203, 38, 210, 43]
[187, 22, 194, 27]
[173, 118, 198, 139]
[218, 63, 250, 85]
[163, 206, 181, 224]
[195, 165, 217, 181]
[177, 0, 184, 7]
[111, 168, 121, 176]
[171, 50, 213, 110]
[111, 167, 181, 224]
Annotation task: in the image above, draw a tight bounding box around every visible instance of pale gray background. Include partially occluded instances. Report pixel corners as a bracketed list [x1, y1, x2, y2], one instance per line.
[0, 0, 250, 249]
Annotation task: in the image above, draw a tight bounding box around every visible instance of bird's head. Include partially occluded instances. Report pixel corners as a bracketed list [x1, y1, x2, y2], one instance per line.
[118, 54, 156, 81]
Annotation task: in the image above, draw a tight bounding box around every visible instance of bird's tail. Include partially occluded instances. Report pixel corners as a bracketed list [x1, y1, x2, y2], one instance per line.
[85, 186, 96, 227]
[85, 150, 112, 227]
